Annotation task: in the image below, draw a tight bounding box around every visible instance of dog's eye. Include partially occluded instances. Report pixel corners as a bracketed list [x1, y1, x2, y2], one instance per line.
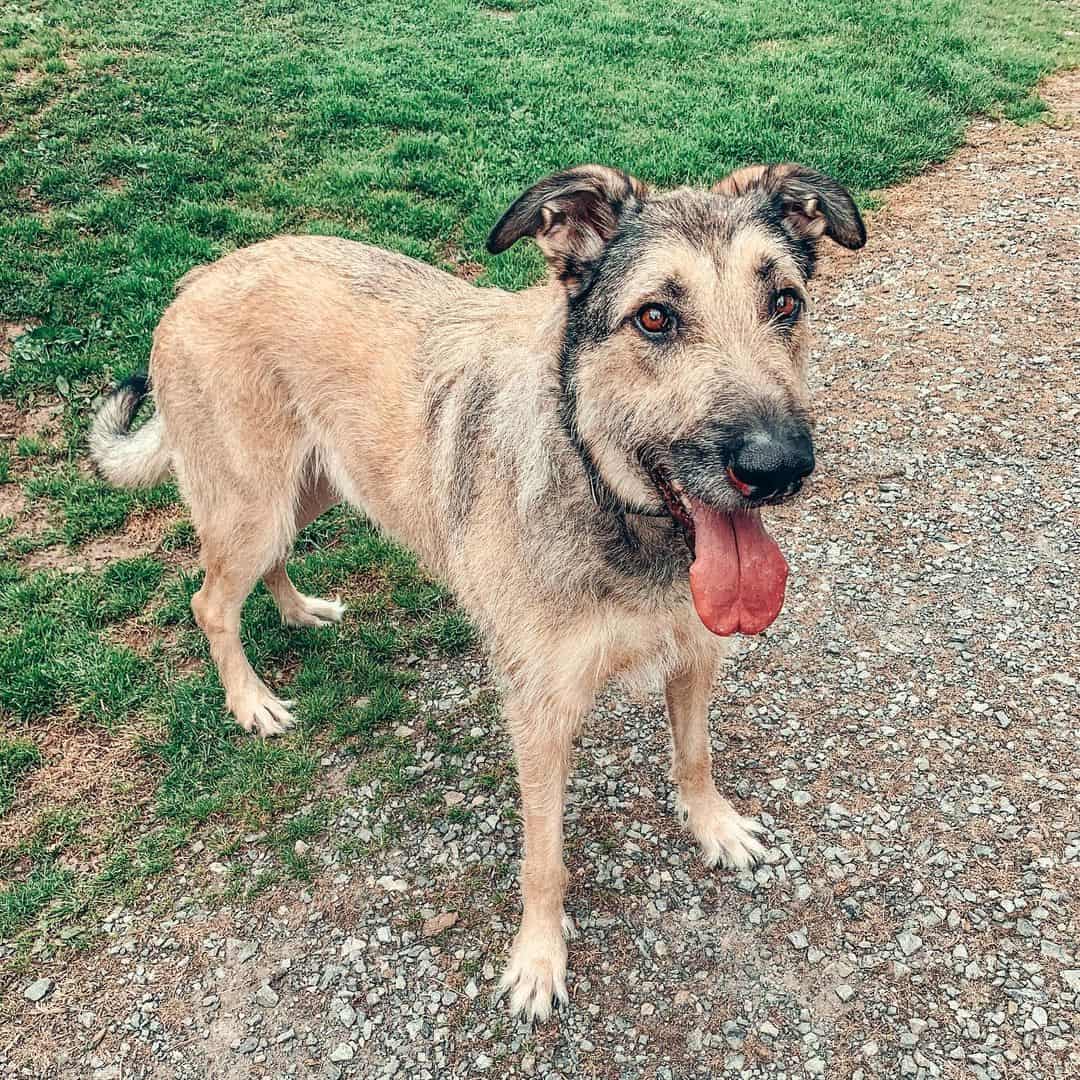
[772, 290, 802, 320]
[636, 304, 674, 336]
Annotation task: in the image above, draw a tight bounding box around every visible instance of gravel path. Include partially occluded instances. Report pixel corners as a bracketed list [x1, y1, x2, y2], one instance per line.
[3, 74, 1078, 1080]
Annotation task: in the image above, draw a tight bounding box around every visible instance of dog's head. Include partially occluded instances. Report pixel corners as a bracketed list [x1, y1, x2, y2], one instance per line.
[487, 163, 865, 637]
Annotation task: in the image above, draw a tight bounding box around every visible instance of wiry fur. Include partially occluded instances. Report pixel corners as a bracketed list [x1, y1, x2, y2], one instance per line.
[90, 162, 864, 1022]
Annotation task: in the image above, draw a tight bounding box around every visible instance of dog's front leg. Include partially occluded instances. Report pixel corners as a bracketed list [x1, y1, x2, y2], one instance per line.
[499, 693, 578, 1022]
[666, 659, 767, 870]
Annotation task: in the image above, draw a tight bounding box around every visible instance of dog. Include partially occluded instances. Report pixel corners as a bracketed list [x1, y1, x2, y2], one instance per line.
[90, 162, 865, 1021]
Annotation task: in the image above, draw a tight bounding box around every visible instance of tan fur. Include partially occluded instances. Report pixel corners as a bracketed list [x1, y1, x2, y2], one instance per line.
[91, 163, 863, 1022]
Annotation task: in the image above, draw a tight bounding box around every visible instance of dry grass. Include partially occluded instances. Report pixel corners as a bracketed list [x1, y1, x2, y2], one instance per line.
[0, 720, 161, 876]
[22, 503, 191, 573]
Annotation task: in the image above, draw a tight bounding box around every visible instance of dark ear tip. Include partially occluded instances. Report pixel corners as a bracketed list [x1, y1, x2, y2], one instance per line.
[836, 228, 867, 251]
[485, 217, 514, 256]
[843, 214, 868, 250]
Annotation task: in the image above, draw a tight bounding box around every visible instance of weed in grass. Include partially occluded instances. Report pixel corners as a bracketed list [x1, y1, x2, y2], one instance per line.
[15, 435, 44, 458]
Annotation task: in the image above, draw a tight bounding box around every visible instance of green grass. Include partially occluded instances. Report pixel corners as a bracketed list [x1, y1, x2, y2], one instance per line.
[0, 0, 1075, 962]
[0, 511, 468, 964]
[23, 470, 178, 544]
[0, 739, 41, 813]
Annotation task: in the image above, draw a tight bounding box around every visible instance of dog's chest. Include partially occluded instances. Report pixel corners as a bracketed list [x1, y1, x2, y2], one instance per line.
[535, 594, 727, 708]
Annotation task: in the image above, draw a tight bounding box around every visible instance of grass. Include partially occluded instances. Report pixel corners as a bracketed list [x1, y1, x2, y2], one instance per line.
[0, 739, 41, 813]
[0, 0, 1076, 965]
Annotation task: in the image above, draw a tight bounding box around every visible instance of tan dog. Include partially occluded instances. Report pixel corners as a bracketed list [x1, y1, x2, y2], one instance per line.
[91, 163, 864, 1021]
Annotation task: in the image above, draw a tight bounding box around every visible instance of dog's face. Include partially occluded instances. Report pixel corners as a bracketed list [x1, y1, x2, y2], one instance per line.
[488, 163, 865, 636]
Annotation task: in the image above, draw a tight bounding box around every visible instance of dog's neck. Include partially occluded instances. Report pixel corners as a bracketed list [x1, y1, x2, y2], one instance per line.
[502, 294, 689, 590]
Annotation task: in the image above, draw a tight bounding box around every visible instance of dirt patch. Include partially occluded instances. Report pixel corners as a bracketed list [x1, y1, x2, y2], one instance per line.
[0, 721, 161, 874]
[0, 496, 51, 551]
[1042, 64, 1079, 116]
[105, 616, 173, 658]
[0, 400, 18, 441]
[453, 260, 486, 281]
[0, 484, 25, 520]
[17, 186, 51, 217]
[105, 621, 202, 684]
[22, 503, 192, 573]
[122, 503, 189, 552]
[440, 242, 487, 282]
[0, 322, 40, 373]
[0, 395, 64, 450]
[19, 401, 64, 440]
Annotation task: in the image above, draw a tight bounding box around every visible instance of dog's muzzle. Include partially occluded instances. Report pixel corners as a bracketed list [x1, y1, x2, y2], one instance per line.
[670, 418, 815, 508]
[726, 424, 815, 501]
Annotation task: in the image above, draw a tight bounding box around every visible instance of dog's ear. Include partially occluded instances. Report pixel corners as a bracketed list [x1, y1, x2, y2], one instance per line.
[713, 163, 866, 250]
[486, 165, 647, 283]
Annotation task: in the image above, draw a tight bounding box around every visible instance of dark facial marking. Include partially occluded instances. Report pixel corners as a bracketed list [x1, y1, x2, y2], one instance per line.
[756, 256, 780, 282]
[752, 198, 818, 279]
[556, 232, 684, 530]
[557, 297, 624, 514]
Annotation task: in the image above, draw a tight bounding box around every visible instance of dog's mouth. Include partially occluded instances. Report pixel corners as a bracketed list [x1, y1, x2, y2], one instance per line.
[648, 462, 789, 636]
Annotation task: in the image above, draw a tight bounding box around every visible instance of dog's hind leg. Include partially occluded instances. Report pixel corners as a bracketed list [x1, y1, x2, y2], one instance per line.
[264, 565, 346, 627]
[666, 657, 767, 869]
[192, 557, 298, 737]
[498, 692, 583, 1023]
[188, 483, 301, 738]
[263, 472, 344, 628]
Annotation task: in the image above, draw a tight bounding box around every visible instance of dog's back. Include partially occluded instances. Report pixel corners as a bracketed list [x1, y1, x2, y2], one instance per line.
[95, 236, 487, 560]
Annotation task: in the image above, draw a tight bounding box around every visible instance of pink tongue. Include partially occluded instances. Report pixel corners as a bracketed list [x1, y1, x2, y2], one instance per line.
[687, 500, 789, 635]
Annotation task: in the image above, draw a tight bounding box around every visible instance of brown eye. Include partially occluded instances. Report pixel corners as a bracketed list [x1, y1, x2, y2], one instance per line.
[773, 290, 802, 320]
[636, 304, 673, 335]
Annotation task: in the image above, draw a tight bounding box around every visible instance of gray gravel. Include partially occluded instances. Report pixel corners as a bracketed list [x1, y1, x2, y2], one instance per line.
[2, 76, 1078, 1080]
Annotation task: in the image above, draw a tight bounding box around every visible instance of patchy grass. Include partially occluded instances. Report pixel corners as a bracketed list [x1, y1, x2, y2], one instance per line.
[0, 0, 1076, 965]
[23, 469, 178, 545]
[0, 739, 41, 813]
[0, 511, 468, 965]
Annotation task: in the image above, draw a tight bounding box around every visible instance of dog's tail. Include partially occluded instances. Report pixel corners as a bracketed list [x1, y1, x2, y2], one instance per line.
[89, 374, 172, 489]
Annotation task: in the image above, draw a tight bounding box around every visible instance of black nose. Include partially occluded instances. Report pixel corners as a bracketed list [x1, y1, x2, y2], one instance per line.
[728, 425, 815, 499]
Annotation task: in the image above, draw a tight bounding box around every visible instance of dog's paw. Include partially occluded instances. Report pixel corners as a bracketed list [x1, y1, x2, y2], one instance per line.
[231, 684, 297, 738]
[499, 922, 569, 1023]
[678, 789, 767, 870]
[283, 594, 346, 628]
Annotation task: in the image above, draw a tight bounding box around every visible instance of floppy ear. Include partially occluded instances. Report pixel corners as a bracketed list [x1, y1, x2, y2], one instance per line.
[486, 164, 647, 283]
[713, 163, 866, 250]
